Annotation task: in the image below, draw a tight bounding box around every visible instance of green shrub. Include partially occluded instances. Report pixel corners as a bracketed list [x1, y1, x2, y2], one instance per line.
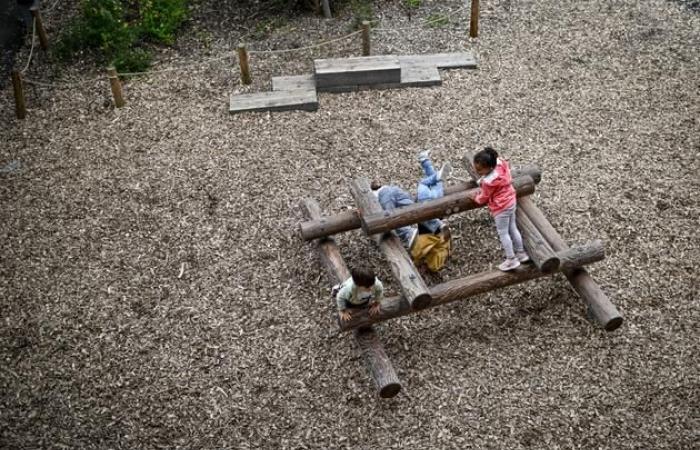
[55, 0, 188, 73]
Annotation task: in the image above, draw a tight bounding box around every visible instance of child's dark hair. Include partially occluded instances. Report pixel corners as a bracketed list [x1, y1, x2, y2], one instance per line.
[370, 180, 382, 191]
[473, 146, 499, 169]
[351, 267, 376, 288]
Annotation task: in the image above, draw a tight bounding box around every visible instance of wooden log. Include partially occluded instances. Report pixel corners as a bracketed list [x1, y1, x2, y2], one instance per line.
[301, 198, 401, 398]
[349, 178, 432, 310]
[361, 21, 370, 56]
[30, 6, 49, 50]
[470, 0, 480, 38]
[515, 206, 560, 273]
[339, 241, 606, 332]
[361, 175, 536, 236]
[238, 43, 252, 85]
[107, 67, 125, 108]
[11, 70, 26, 120]
[516, 196, 623, 331]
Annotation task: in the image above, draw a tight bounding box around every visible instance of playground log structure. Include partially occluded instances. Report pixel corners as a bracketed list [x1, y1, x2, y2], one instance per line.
[300, 160, 623, 398]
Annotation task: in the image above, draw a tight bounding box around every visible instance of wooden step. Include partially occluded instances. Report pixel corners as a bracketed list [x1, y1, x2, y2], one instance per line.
[398, 52, 478, 69]
[229, 90, 318, 114]
[314, 55, 401, 88]
[316, 64, 441, 92]
[272, 74, 316, 91]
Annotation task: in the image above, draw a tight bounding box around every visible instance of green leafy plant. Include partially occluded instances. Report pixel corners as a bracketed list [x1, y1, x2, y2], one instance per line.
[404, 0, 421, 9]
[55, 0, 188, 72]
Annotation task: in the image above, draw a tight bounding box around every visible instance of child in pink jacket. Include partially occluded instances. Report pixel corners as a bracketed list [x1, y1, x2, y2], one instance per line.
[469, 147, 530, 271]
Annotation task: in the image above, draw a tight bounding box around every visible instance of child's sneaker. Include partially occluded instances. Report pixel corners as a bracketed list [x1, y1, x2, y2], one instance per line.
[498, 258, 521, 271]
[408, 227, 418, 250]
[331, 284, 341, 298]
[515, 251, 530, 262]
[417, 149, 431, 162]
[437, 161, 452, 181]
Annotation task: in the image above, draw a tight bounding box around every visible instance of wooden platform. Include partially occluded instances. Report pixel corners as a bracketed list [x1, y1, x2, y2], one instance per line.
[398, 52, 478, 69]
[314, 55, 401, 88]
[229, 90, 318, 114]
[272, 74, 316, 91]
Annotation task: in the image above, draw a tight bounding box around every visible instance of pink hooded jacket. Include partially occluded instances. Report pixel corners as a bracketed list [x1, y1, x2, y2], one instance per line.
[474, 158, 517, 216]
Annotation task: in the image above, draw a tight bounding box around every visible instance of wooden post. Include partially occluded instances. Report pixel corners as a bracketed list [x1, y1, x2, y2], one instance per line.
[237, 43, 252, 85]
[470, 0, 480, 38]
[302, 198, 401, 398]
[339, 241, 606, 332]
[299, 170, 541, 241]
[361, 21, 370, 56]
[517, 197, 623, 331]
[29, 6, 49, 50]
[107, 67, 125, 108]
[349, 178, 432, 310]
[321, 0, 332, 18]
[11, 70, 26, 120]
[515, 206, 560, 273]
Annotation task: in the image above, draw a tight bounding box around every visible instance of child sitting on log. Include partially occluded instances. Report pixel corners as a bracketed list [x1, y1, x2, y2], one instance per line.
[332, 267, 383, 322]
[468, 147, 530, 271]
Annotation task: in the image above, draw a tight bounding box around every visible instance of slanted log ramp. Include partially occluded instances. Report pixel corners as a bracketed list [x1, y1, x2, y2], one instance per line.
[300, 162, 623, 398]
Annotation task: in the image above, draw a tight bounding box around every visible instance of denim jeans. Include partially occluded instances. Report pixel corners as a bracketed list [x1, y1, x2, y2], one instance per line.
[377, 185, 416, 245]
[416, 158, 443, 233]
[494, 205, 524, 259]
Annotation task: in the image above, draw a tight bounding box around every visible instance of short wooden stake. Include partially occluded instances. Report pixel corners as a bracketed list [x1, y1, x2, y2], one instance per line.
[29, 6, 49, 50]
[361, 21, 370, 56]
[237, 43, 251, 85]
[470, 0, 480, 38]
[11, 70, 27, 120]
[321, 0, 332, 19]
[107, 67, 125, 108]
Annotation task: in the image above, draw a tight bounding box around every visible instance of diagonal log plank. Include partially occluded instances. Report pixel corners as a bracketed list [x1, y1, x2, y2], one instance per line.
[338, 240, 606, 332]
[349, 178, 432, 310]
[300, 169, 540, 241]
[516, 196, 623, 331]
[301, 198, 401, 398]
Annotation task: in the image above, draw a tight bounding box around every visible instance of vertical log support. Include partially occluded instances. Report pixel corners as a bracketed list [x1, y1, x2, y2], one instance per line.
[11, 70, 27, 120]
[29, 6, 49, 50]
[349, 178, 432, 310]
[107, 67, 125, 108]
[361, 21, 370, 56]
[237, 43, 252, 85]
[470, 0, 480, 38]
[301, 198, 401, 398]
[321, 0, 332, 19]
[517, 196, 623, 331]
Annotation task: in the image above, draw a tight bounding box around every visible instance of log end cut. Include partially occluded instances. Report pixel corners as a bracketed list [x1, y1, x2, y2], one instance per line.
[411, 292, 433, 310]
[379, 382, 402, 398]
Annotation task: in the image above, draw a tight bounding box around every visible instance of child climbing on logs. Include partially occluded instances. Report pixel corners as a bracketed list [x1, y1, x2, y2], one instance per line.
[467, 147, 530, 271]
[332, 267, 383, 322]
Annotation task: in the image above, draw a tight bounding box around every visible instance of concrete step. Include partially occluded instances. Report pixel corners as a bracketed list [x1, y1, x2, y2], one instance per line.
[272, 74, 316, 91]
[230, 90, 318, 114]
[314, 55, 401, 88]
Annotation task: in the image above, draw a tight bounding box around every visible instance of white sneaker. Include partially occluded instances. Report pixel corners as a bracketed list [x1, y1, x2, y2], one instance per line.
[498, 258, 521, 271]
[331, 284, 341, 298]
[407, 227, 418, 250]
[437, 161, 452, 181]
[417, 149, 431, 161]
[515, 251, 530, 262]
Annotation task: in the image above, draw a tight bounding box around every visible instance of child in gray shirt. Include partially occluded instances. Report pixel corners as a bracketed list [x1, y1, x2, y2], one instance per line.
[332, 267, 383, 322]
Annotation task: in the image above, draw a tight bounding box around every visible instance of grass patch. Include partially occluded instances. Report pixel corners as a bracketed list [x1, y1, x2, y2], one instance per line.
[426, 13, 450, 28]
[404, 0, 421, 9]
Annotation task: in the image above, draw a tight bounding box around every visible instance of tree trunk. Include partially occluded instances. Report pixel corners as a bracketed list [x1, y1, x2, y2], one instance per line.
[361, 175, 535, 235]
[515, 196, 623, 331]
[301, 198, 401, 397]
[349, 178, 432, 310]
[338, 241, 606, 332]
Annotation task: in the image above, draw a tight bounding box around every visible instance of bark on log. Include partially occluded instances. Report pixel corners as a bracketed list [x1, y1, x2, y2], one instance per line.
[301, 198, 401, 397]
[349, 178, 432, 310]
[298, 166, 542, 241]
[338, 241, 605, 332]
[361, 175, 536, 235]
[516, 196, 623, 331]
[515, 205, 560, 273]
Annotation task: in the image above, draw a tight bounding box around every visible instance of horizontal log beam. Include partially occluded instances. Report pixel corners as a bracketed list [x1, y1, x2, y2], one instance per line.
[516, 196, 623, 331]
[338, 240, 606, 332]
[349, 178, 432, 310]
[301, 198, 402, 397]
[361, 175, 536, 235]
[515, 204, 560, 273]
[299, 165, 542, 241]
